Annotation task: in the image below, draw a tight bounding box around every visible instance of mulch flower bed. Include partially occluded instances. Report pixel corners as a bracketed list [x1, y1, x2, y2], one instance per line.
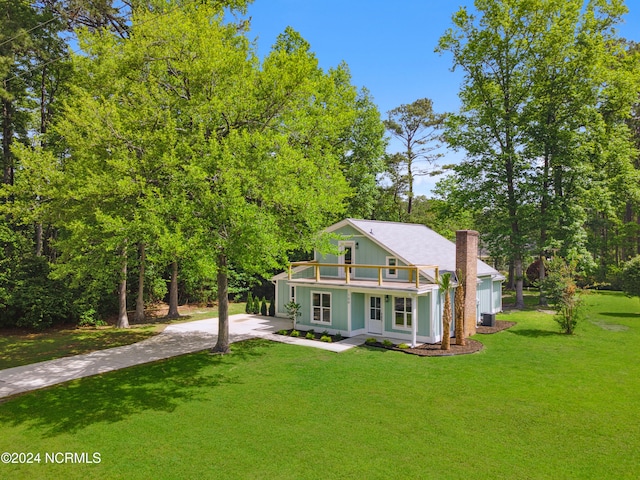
[276, 328, 344, 343]
[364, 320, 516, 357]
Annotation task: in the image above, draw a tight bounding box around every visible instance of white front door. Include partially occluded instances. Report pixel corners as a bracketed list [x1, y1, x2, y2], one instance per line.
[368, 295, 383, 334]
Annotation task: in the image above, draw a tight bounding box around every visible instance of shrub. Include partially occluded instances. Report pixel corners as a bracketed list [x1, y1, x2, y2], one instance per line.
[382, 339, 394, 347]
[540, 257, 583, 334]
[365, 337, 377, 344]
[78, 308, 106, 327]
[320, 335, 332, 343]
[268, 298, 276, 316]
[284, 301, 301, 324]
[290, 329, 300, 337]
[0, 256, 75, 329]
[334, 332, 343, 341]
[260, 297, 267, 316]
[305, 332, 315, 340]
[245, 292, 253, 314]
[622, 256, 640, 299]
[252, 296, 260, 315]
[276, 329, 288, 335]
[397, 343, 409, 349]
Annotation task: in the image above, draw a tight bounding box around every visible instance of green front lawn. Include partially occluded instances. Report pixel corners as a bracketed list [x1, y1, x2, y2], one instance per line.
[0, 292, 638, 478]
[0, 302, 248, 370]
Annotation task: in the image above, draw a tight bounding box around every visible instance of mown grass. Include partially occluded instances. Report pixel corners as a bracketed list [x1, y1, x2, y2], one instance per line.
[0, 302, 247, 370]
[0, 292, 638, 479]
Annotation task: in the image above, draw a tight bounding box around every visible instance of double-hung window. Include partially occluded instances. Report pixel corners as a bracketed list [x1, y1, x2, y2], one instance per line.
[394, 297, 412, 329]
[312, 292, 331, 324]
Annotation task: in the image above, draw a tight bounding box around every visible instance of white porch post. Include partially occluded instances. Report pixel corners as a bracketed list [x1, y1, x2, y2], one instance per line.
[411, 295, 418, 348]
[431, 287, 440, 343]
[347, 290, 352, 335]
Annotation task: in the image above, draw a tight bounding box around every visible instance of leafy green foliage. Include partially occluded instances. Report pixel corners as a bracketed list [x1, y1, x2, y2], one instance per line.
[540, 258, 583, 334]
[268, 298, 275, 317]
[284, 301, 302, 324]
[245, 292, 253, 314]
[260, 297, 267, 316]
[252, 297, 260, 315]
[622, 256, 640, 299]
[436, 0, 638, 306]
[0, 256, 75, 329]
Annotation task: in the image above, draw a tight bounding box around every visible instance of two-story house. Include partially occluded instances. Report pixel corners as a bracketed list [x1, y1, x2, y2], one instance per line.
[272, 219, 504, 346]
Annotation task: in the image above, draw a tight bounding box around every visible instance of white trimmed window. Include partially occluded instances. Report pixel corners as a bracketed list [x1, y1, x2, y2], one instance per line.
[312, 292, 331, 324]
[386, 257, 398, 278]
[394, 297, 412, 329]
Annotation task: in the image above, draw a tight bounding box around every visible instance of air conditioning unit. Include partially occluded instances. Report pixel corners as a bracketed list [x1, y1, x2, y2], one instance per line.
[481, 313, 496, 327]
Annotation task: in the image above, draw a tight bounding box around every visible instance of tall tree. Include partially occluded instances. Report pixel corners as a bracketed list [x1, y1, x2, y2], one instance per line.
[44, 4, 359, 345]
[437, 0, 638, 307]
[384, 98, 445, 218]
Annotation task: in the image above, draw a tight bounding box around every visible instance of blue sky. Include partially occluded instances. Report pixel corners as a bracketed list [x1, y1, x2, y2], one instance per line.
[242, 0, 640, 196]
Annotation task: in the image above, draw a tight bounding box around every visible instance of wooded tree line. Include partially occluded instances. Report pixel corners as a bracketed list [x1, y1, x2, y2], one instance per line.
[1, 0, 639, 331]
[0, 0, 386, 338]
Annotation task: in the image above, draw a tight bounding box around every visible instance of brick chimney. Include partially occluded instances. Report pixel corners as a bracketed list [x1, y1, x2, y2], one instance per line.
[456, 230, 479, 337]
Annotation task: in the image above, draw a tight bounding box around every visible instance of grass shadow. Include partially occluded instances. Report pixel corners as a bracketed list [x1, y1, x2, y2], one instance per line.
[598, 312, 640, 319]
[507, 329, 562, 338]
[0, 339, 270, 438]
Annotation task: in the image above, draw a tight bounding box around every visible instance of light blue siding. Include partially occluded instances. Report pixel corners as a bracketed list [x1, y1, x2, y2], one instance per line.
[351, 293, 365, 330]
[478, 277, 493, 316]
[493, 280, 503, 312]
[276, 280, 290, 316]
[293, 286, 348, 332]
[316, 224, 410, 281]
[384, 294, 431, 336]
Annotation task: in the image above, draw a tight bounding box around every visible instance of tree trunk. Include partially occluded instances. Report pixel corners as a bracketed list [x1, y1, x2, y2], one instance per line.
[35, 223, 43, 256]
[117, 245, 130, 328]
[637, 213, 640, 256]
[507, 260, 515, 290]
[211, 253, 230, 354]
[514, 255, 525, 309]
[441, 291, 451, 350]
[134, 242, 146, 322]
[538, 254, 547, 307]
[2, 97, 14, 185]
[167, 259, 180, 318]
[454, 281, 465, 346]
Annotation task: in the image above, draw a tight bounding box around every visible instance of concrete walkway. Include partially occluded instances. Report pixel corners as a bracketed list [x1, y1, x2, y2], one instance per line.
[0, 314, 365, 400]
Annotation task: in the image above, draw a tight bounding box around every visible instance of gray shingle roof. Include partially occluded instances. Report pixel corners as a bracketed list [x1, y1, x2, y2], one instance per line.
[341, 219, 500, 278]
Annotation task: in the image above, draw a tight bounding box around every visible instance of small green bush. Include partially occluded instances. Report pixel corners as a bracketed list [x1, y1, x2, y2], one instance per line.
[245, 292, 253, 314]
[305, 332, 315, 340]
[290, 329, 300, 337]
[260, 297, 267, 316]
[365, 337, 377, 344]
[397, 343, 409, 349]
[382, 339, 394, 347]
[78, 308, 107, 327]
[322, 330, 329, 336]
[268, 298, 275, 316]
[320, 335, 332, 343]
[334, 332, 343, 341]
[252, 296, 260, 315]
[277, 329, 288, 335]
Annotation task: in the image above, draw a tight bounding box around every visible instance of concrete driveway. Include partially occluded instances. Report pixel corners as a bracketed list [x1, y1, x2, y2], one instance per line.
[0, 314, 364, 400]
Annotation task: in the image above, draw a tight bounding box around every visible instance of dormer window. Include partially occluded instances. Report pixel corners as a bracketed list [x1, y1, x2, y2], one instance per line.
[386, 257, 398, 278]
